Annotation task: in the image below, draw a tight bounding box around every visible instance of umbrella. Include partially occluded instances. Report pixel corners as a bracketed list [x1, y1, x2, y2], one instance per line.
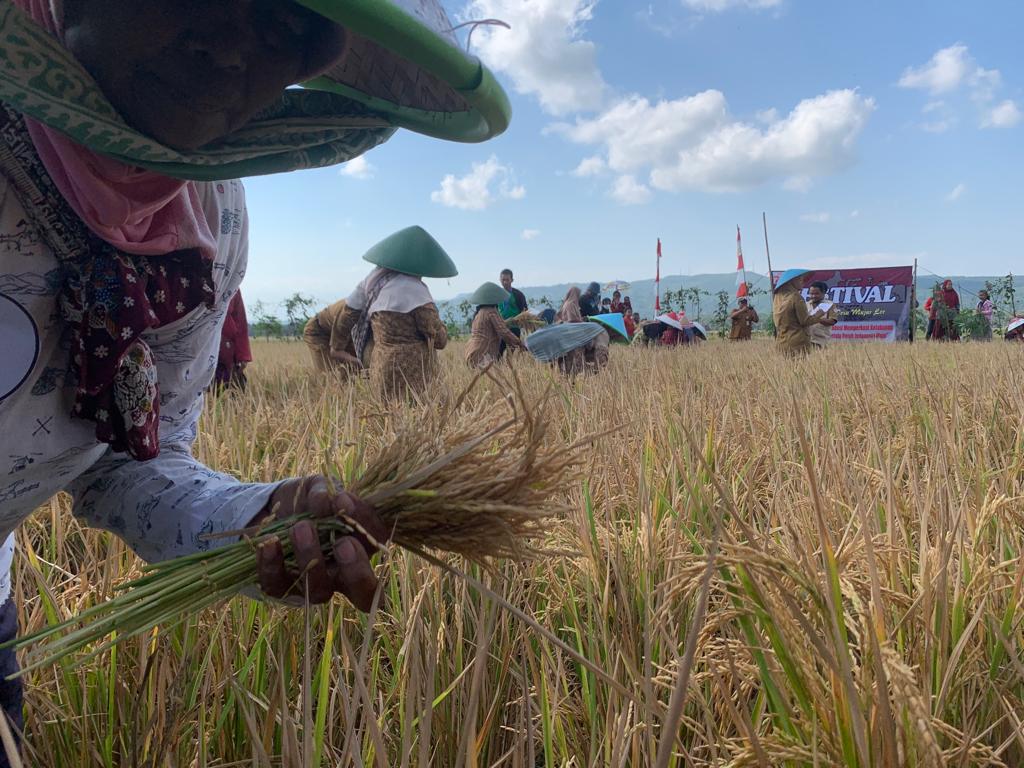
[689, 321, 708, 340]
[656, 312, 684, 331]
[525, 323, 605, 363]
[1006, 318, 1024, 337]
[603, 280, 632, 294]
[588, 313, 629, 343]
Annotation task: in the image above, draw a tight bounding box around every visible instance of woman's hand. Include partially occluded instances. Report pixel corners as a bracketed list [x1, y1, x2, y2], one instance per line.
[330, 349, 363, 368]
[250, 476, 389, 610]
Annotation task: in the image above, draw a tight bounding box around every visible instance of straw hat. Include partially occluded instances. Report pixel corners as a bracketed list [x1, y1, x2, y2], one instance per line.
[468, 282, 510, 306]
[362, 226, 458, 278]
[775, 269, 810, 290]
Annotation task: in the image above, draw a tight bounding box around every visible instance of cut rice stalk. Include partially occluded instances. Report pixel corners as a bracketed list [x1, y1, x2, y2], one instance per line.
[6, 371, 581, 676]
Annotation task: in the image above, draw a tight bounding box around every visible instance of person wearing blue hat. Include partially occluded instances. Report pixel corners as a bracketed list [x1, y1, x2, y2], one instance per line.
[773, 269, 827, 355]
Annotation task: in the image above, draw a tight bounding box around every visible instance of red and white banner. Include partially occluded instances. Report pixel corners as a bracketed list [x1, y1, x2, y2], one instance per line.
[770, 266, 915, 342]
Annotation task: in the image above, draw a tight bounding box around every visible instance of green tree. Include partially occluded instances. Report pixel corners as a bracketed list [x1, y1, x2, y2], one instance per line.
[251, 300, 283, 340]
[713, 291, 730, 338]
[281, 293, 316, 339]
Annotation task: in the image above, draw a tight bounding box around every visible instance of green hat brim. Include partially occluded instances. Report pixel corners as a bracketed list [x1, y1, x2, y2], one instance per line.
[468, 282, 510, 306]
[0, 0, 508, 182]
[363, 226, 458, 278]
[296, 0, 511, 144]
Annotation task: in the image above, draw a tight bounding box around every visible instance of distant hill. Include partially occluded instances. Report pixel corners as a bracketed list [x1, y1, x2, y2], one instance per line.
[438, 273, 1015, 325]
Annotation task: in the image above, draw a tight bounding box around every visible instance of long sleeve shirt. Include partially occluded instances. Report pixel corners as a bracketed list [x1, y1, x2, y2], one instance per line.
[218, 290, 253, 369]
[465, 306, 521, 367]
[0, 178, 278, 603]
[773, 289, 821, 354]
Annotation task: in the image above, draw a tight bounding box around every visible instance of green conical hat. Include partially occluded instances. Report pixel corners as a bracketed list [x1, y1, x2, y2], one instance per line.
[362, 226, 458, 278]
[468, 282, 510, 306]
[0, 0, 511, 181]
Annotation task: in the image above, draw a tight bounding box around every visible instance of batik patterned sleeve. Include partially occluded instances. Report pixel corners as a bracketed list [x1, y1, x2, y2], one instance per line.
[413, 303, 448, 350]
[68, 444, 280, 563]
[490, 310, 521, 346]
[67, 180, 284, 564]
[330, 305, 360, 357]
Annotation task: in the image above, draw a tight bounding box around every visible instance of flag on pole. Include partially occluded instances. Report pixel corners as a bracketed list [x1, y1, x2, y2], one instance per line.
[735, 226, 748, 298]
[655, 238, 662, 312]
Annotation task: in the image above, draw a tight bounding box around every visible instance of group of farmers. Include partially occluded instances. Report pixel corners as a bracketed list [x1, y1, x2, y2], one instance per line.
[300, 228, 633, 398]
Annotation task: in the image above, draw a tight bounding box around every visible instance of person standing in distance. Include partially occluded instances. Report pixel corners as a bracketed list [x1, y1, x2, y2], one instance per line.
[498, 268, 529, 356]
[806, 282, 839, 348]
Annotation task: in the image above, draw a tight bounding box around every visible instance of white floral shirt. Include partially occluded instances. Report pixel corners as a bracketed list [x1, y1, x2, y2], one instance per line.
[0, 178, 278, 604]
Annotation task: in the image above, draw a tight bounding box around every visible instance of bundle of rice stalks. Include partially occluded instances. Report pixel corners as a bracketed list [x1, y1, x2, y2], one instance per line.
[8, 371, 582, 676]
[507, 310, 547, 332]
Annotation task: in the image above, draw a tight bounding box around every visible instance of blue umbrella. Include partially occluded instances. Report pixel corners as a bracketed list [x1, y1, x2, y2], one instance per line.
[588, 313, 629, 342]
[525, 323, 605, 363]
[775, 268, 810, 291]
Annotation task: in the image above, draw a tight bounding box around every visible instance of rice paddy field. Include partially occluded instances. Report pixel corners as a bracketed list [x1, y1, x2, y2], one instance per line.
[13, 338, 1024, 767]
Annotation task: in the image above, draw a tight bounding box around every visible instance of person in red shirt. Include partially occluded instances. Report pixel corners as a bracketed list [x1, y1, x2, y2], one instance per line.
[215, 290, 253, 390]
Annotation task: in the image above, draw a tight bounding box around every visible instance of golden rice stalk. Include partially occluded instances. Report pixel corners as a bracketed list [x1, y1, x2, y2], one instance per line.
[6, 370, 581, 674]
[507, 310, 546, 331]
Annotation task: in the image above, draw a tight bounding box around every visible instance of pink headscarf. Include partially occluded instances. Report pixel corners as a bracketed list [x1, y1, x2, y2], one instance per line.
[14, 0, 216, 260]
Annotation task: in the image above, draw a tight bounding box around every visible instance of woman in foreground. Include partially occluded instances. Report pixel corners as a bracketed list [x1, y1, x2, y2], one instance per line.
[0, 0, 509, 756]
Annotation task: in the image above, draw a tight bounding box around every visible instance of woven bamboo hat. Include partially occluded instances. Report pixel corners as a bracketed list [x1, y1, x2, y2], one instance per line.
[468, 282, 510, 306]
[362, 226, 458, 278]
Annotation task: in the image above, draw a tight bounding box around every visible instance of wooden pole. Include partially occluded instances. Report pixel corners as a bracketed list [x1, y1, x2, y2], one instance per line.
[762, 213, 775, 293]
[762, 212, 777, 338]
[910, 258, 918, 343]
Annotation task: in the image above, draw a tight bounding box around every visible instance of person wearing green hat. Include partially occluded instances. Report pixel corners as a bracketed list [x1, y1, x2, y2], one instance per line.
[772, 269, 827, 356]
[330, 227, 453, 400]
[0, 0, 511, 743]
[465, 281, 525, 369]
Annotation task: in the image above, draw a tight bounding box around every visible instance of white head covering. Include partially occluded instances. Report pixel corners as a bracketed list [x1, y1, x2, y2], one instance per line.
[347, 267, 434, 318]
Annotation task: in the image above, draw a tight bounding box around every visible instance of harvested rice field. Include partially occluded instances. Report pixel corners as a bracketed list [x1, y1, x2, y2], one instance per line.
[15, 338, 1024, 767]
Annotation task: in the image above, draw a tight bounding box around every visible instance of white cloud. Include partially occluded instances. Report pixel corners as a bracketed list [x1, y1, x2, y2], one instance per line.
[946, 183, 966, 202]
[922, 119, 953, 134]
[521, 228, 541, 240]
[782, 175, 813, 193]
[900, 44, 1016, 131]
[610, 175, 652, 205]
[800, 212, 831, 223]
[849, 210, 860, 218]
[339, 155, 375, 180]
[556, 88, 873, 194]
[681, 0, 781, 10]
[898, 44, 976, 95]
[982, 100, 1022, 128]
[463, 0, 606, 115]
[431, 156, 526, 210]
[572, 155, 606, 177]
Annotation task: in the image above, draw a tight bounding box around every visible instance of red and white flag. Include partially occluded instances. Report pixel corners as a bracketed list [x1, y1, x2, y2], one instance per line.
[735, 226, 748, 298]
[655, 238, 662, 312]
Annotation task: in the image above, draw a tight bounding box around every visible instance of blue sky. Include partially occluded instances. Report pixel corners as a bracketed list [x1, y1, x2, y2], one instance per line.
[243, 0, 1022, 309]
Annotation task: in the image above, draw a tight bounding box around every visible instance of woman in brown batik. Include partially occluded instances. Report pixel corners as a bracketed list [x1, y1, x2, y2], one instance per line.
[331, 226, 456, 400]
